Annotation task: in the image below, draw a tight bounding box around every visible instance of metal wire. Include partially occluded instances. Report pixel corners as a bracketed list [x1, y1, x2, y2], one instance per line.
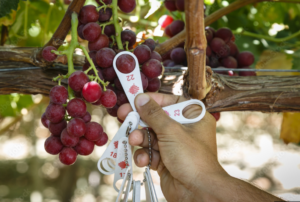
[164, 66, 300, 72]
[0, 65, 82, 72]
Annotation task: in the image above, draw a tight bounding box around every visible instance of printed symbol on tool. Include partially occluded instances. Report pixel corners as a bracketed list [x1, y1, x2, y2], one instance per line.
[114, 141, 118, 149]
[174, 109, 180, 116]
[118, 161, 129, 170]
[129, 84, 139, 96]
[164, 110, 170, 116]
[126, 74, 134, 81]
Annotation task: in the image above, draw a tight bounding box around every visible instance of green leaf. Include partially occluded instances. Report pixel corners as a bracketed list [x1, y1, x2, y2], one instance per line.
[292, 49, 300, 70]
[0, 0, 20, 18]
[0, 95, 16, 117]
[16, 95, 33, 111]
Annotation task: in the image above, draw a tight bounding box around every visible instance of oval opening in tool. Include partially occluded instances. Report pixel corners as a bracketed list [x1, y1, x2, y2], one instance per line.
[182, 104, 204, 119]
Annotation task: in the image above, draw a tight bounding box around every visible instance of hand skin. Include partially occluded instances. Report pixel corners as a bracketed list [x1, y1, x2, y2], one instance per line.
[117, 93, 285, 202]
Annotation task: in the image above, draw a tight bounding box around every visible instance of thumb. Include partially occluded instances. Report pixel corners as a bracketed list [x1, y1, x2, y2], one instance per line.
[135, 93, 180, 136]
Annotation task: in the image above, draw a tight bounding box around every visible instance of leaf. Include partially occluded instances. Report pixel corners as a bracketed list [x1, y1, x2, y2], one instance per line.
[0, 0, 20, 18]
[16, 95, 33, 111]
[0, 8, 17, 26]
[0, 95, 16, 117]
[280, 113, 300, 144]
[292, 49, 300, 70]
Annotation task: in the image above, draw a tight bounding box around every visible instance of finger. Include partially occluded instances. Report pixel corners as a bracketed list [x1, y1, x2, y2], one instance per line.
[129, 129, 159, 150]
[117, 93, 185, 121]
[134, 93, 182, 136]
[134, 148, 161, 170]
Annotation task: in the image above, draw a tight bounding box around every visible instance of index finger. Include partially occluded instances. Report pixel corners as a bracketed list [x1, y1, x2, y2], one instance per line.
[117, 93, 185, 120]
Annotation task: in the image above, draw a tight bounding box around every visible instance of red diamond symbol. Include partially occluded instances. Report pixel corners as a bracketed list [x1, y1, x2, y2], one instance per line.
[118, 160, 129, 170]
[129, 84, 139, 96]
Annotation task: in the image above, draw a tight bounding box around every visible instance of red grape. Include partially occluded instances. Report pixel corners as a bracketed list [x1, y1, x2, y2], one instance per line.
[239, 67, 257, 76]
[44, 136, 64, 155]
[116, 54, 136, 73]
[85, 122, 103, 141]
[64, 0, 72, 5]
[141, 72, 148, 90]
[61, 128, 79, 147]
[82, 23, 101, 42]
[220, 56, 237, 69]
[106, 104, 119, 117]
[67, 98, 86, 118]
[82, 111, 91, 123]
[98, 8, 112, 22]
[82, 81, 102, 103]
[170, 47, 186, 64]
[206, 46, 212, 57]
[118, 0, 136, 13]
[42, 46, 57, 62]
[94, 132, 108, 146]
[68, 71, 89, 92]
[45, 103, 66, 123]
[102, 66, 117, 81]
[215, 28, 233, 43]
[134, 45, 151, 64]
[143, 38, 156, 51]
[227, 41, 238, 57]
[104, 24, 116, 37]
[164, 0, 177, 11]
[59, 147, 77, 165]
[114, 78, 124, 91]
[164, 25, 173, 37]
[210, 37, 225, 53]
[211, 112, 220, 121]
[169, 20, 184, 36]
[142, 59, 162, 79]
[88, 34, 109, 51]
[175, 0, 184, 11]
[237, 51, 254, 67]
[210, 54, 220, 68]
[74, 137, 95, 155]
[49, 120, 67, 136]
[150, 51, 162, 62]
[146, 78, 161, 92]
[121, 30, 136, 47]
[79, 5, 99, 24]
[77, 24, 85, 39]
[67, 118, 86, 137]
[99, 89, 117, 108]
[116, 91, 129, 106]
[50, 85, 68, 105]
[41, 113, 50, 128]
[96, 48, 116, 68]
[163, 59, 175, 67]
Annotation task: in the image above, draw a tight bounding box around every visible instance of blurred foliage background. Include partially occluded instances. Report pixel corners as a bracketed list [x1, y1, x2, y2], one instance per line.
[1, 0, 300, 201]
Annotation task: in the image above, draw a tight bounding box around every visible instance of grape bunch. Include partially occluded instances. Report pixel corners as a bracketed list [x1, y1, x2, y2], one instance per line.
[41, 83, 109, 165]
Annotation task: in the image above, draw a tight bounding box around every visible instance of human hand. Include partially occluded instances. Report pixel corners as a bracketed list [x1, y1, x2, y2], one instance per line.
[117, 93, 228, 202]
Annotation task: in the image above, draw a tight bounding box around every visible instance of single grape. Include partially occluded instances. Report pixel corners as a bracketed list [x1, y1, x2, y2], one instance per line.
[161, 49, 172, 60]
[169, 20, 184, 36]
[116, 91, 129, 106]
[42, 46, 58, 62]
[74, 137, 95, 155]
[106, 104, 119, 117]
[206, 46, 212, 57]
[121, 30, 136, 47]
[85, 122, 103, 141]
[79, 5, 99, 24]
[141, 72, 149, 90]
[99, 89, 117, 108]
[220, 56, 237, 69]
[44, 136, 64, 155]
[98, 8, 112, 22]
[114, 78, 124, 91]
[238, 67, 257, 76]
[134, 45, 151, 64]
[164, 25, 173, 37]
[50, 85, 68, 105]
[82, 112, 91, 123]
[215, 28, 233, 43]
[237, 51, 254, 67]
[41, 113, 50, 128]
[116, 54, 136, 73]
[61, 128, 79, 147]
[163, 59, 176, 67]
[170, 47, 186, 64]
[142, 59, 162, 79]
[96, 48, 116, 68]
[143, 38, 156, 51]
[94, 132, 108, 146]
[102, 66, 117, 81]
[210, 37, 225, 53]
[118, 0, 136, 13]
[68, 71, 89, 92]
[59, 147, 77, 165]
[49, 120, 67, 136]
[82, 81, 102, 103]
[227, 41, 238, 57]
[82, 22, 101, 42]
[146, 78, 161, 92]
[88, 34, 109, 51]
[150, 51, 162, 62]
[211, 112, 221, 121]
[67, 98, 87, 118]
[164, 0, 177, 11]
[210, 54, 220, 68]
[104, 24, 116, 37]
[175, 0, 184, 11]
[67, 118, 86, 137]
[207, 27, 216, 36]
[77, 24, 85, 39]
[45, 103, 66, 123]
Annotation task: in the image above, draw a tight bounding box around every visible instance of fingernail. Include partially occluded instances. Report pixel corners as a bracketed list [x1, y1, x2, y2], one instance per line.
[136, 94, 150, 107]
[137, 154, 143, 164]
